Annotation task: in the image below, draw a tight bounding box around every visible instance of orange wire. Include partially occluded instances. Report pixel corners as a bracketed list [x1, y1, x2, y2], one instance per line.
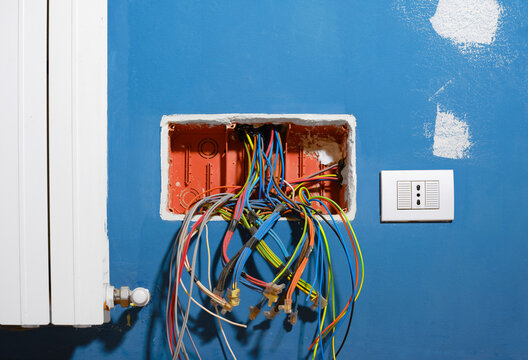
[286, 212, 315, 300]
[307, 201, 359, 351]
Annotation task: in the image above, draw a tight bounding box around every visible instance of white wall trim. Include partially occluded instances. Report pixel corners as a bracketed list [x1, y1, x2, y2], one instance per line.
[49, 0, 108, 326]
[160, 114, 357, 221]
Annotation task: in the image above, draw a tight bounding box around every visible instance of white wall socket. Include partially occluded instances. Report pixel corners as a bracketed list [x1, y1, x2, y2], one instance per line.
[380, 170, 454, 222]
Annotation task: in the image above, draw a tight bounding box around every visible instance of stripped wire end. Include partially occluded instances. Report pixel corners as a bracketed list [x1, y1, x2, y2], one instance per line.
[310, 295, 327, 311]
[248, 305, 262, 320]
[263, 283, 285, 307]
[226, 288, 241, 307]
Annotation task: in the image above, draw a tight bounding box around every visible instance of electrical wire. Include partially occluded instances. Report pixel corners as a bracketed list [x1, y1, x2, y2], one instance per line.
[165, 125, 364, 360]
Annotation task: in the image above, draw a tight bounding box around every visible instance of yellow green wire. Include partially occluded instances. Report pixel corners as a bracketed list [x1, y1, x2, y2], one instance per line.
[311, 217, 336, 360]
[272, 207, 309, 282]
[310, 195, 364, 301]
[215, 207, 319, 300]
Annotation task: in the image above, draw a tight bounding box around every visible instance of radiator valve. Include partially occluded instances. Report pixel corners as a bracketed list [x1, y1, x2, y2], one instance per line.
[105, 285, 151, 309]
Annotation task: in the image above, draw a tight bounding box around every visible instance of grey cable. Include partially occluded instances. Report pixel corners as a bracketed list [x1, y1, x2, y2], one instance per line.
[174, 194, 235, 359]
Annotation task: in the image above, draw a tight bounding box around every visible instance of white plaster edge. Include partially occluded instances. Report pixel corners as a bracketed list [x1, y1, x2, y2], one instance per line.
[160, 114, 356, 222]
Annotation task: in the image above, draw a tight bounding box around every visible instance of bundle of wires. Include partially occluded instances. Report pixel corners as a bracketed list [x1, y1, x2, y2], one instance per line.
[166, 125, 364, 360]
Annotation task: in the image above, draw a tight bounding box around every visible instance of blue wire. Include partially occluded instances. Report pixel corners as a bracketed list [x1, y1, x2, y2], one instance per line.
[308, 199, 357, 348]
[232, 130, 354, 353]
[257, 135, 264, 199]
[266, 136, 278, 197]
[231, 211, 281, 288]
[254, 218, 289, 259]
[316, 231, 325, 360]
[240, 277, 263, 292]
[309, 200, 355, 292]
[307, 215, 323, 301]
[276, 130, 285, 187]
[268, 229, 289, 259]
[245, 172, 259, 211]
[242, 142, 259, 214]
[234, 248, 251, 284]
[263, 153, 275, 202]
[281, 216, 308, 275]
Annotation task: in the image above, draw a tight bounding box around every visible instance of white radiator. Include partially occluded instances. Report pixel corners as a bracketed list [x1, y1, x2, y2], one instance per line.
[0, 0, 109, 327]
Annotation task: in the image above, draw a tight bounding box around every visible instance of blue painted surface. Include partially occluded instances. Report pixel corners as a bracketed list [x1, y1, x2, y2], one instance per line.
[2, 1, 528, 359]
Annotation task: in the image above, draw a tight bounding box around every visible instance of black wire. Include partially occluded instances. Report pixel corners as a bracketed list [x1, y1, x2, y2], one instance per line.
[306, 207, 357, 358]
[216, 246, 245, 291]
[172, 126, 357, 358]
[335, 300, 355, 357]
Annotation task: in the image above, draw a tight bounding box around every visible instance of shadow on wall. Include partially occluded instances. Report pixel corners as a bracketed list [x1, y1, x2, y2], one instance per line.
[144, 232, 244, 360]
[0, 307, 142, 360]
[143, 223, 323, 360]
[0, 223, 333, 360]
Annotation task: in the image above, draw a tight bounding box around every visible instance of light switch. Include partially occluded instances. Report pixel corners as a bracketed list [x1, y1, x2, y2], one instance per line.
[380, 170, 454, 222]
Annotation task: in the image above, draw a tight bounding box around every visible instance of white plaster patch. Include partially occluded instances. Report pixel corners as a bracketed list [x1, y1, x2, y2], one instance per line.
[430, 0, 502, 48]
[302, 138, 344, 166]
[432, 105, 472, 159]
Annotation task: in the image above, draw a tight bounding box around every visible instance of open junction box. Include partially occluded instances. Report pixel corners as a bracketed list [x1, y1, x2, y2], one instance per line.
[160, 114, 356, 220]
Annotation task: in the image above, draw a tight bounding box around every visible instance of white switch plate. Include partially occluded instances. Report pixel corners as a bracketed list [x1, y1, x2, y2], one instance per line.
[380, 170, 454, 222]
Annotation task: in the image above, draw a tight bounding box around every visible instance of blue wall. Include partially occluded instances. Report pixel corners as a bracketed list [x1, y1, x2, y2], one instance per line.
[2, 1, 528, 359]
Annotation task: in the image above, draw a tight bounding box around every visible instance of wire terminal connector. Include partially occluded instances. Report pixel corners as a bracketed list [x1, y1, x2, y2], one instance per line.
[288, 310, 298, 325]
[210, 289, 225, 308]
[226, 288, 240, 307]
[278, 299, 292, 314]
[220, 302, 234, 315]
[248, 305, 262, 320]
[263, 283, 285, 307]
[263, 306, 280, 320]
[310, 295, 328, 311]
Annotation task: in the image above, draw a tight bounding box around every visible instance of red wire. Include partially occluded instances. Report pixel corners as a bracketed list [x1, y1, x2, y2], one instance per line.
[221, 215, 267, 288]
[177, 215, 206, 284]
[169, 212, 207, 356]
[288, 177, 337, 184]
[222, 230, 235, 264]
[266, 130, 274, 157]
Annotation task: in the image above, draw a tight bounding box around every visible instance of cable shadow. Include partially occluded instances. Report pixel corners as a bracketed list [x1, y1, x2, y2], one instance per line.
[145, 231, 176, 360]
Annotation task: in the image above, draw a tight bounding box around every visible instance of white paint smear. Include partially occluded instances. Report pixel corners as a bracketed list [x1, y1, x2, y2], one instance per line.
[433, 105, 472, 159]
[430, 0, 502, 47]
